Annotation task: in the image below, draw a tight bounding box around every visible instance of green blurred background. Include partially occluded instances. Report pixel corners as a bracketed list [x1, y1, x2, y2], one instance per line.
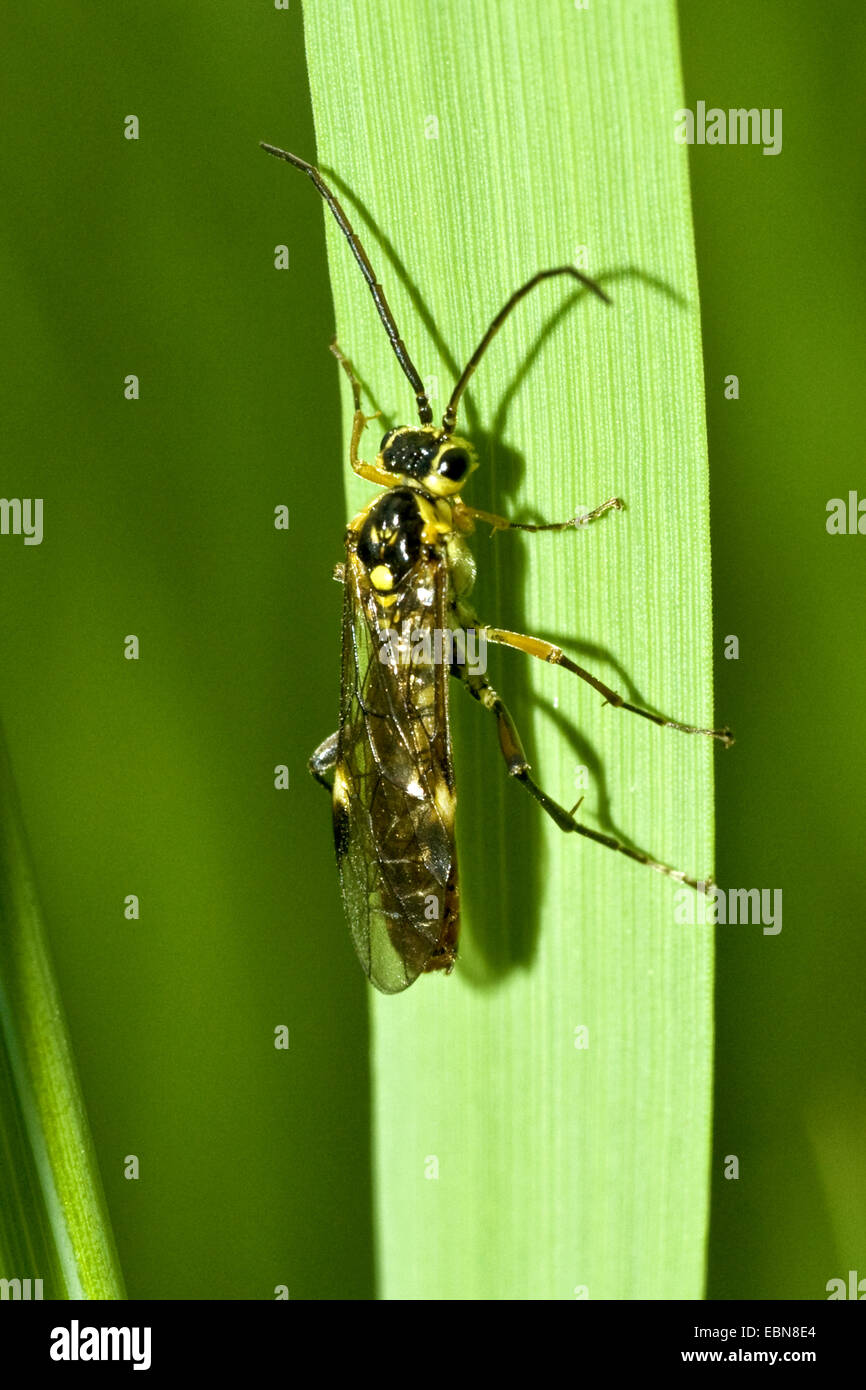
[679, 0, 866, 1299]
[1, 1, 863, 1299]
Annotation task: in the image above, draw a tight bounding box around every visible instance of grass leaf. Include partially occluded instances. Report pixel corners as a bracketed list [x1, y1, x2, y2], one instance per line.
[301, 0, 715, 1298]
[0, 724, 125, 1299]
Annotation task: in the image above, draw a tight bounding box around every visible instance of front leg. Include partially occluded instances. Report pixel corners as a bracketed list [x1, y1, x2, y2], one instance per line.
[329, 340, 391, 486]
[454, 496, 623, 534]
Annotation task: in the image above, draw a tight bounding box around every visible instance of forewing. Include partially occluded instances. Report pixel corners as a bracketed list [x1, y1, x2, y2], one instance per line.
[334, 550, 458, 993]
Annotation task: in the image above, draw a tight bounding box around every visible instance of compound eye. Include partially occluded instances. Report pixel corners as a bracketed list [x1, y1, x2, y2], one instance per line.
[437, 447, 469, 482]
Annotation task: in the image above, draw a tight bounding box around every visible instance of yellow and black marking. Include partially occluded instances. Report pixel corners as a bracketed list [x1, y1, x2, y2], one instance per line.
[263, 142, 734, 993]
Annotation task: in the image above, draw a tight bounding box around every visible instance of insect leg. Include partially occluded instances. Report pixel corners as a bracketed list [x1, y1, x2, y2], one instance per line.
[309, 731, 339, 791]
[456, 668, 711, 890]
[479, 628, 733, 746]
[456, 497, 623, 534]
[328, 341, 392, 488]
[330, 339, 363, 412]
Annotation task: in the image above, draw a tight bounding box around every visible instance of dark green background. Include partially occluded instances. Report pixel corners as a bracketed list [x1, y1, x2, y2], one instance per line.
[679, 0, 866, 1299]
[1, 2, 863, 1298]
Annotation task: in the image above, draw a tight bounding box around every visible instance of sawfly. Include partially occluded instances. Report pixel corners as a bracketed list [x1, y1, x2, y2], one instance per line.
[261, 142, 732, 994]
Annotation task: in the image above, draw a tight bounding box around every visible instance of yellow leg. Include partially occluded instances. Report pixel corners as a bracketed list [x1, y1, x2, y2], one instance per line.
[330, 340, 391, 486]
[455, 496, 623, 534]
[481, 626, 734, 746]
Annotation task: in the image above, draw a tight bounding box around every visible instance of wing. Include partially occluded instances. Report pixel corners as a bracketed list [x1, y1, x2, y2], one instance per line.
[334, 548, 459, 993]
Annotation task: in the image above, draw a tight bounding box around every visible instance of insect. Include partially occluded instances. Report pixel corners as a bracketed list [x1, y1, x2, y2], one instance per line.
[261, 142, 732, 994]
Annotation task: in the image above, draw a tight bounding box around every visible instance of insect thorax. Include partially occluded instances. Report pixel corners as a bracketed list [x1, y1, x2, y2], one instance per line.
[353, 485, 454, 595]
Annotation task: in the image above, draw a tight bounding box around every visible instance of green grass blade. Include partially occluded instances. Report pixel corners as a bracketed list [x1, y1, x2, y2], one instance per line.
[0, 724, 125, 1299]
[301, 0, 715, 1299]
